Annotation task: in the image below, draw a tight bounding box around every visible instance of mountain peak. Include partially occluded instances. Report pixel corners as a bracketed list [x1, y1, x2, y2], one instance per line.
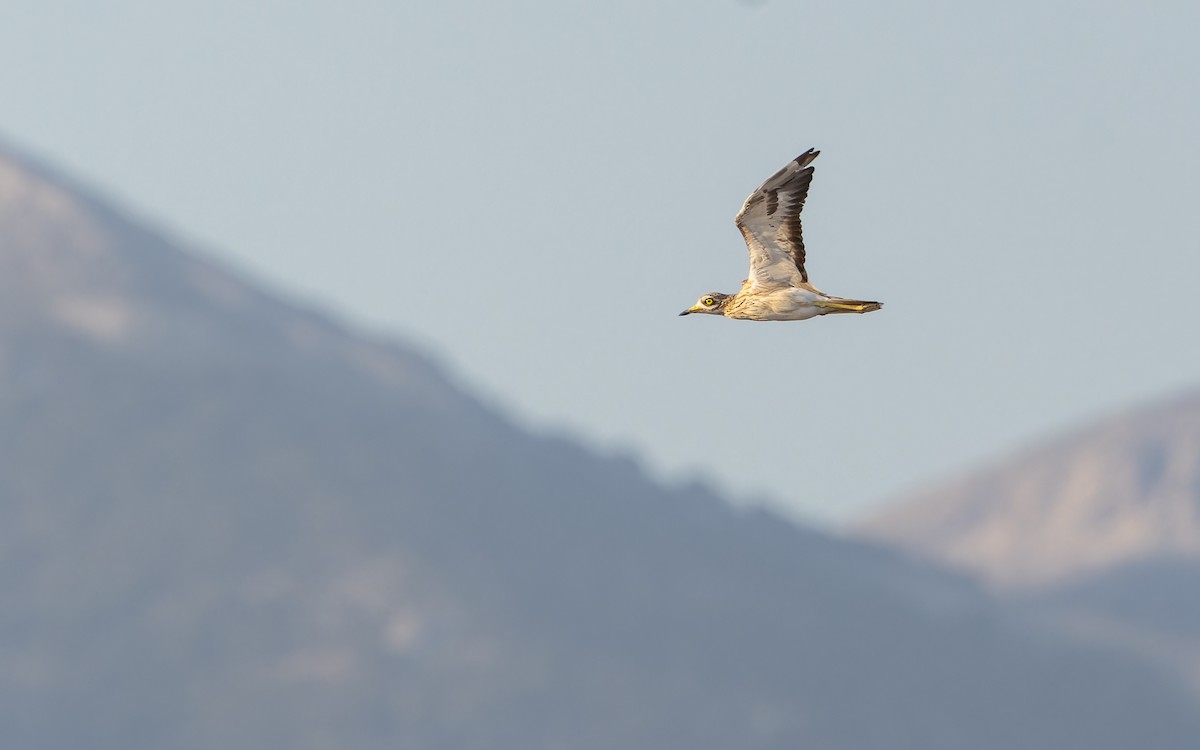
[858, 390, 1200, 589]
[0, 148, 133, 339]
[0, 145, 247, 345]
[0, 142, 469, 417]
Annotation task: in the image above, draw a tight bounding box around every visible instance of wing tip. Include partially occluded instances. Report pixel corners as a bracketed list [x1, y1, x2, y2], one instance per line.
[734, 148, 822, 224]
[794, 148, 820, 169]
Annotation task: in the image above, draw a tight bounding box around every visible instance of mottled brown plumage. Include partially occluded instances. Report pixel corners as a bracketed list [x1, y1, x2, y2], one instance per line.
[680, 150, 881, 321]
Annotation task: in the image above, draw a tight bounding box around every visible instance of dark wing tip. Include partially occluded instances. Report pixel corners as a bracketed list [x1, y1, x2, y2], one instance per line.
[735, 148, 822, 226]
[793, 148, 820, 169]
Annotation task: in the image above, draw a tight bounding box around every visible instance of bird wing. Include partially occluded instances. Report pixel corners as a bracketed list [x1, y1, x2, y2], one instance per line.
[734, 149, 819, 291]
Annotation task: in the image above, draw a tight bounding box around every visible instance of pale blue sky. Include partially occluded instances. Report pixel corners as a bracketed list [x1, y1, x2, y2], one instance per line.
[3, 1, 1198, 524]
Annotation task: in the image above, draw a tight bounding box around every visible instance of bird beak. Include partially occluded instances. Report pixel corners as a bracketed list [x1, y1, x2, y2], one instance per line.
[679, 308, 693, 316]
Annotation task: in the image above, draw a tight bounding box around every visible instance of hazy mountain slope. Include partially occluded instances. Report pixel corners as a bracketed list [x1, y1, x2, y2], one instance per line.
[857, 389, 1200, 700]
[858, 391, 1200, 590]
[1011, 558, 1200, 696]
[3, 143, 1200, 749]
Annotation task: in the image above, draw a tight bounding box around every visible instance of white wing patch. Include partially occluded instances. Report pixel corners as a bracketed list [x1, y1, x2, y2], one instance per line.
[734, 150, 818, 292]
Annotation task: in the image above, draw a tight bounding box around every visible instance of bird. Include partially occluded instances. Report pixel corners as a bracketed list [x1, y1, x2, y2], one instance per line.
[679, 149, 882, 321]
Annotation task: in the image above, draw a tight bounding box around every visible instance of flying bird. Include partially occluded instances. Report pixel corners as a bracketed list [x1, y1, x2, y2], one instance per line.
[680, 149, 882, 321]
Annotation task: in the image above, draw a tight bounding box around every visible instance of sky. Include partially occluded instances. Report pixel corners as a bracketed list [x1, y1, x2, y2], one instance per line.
[1, 1, 1198, 525]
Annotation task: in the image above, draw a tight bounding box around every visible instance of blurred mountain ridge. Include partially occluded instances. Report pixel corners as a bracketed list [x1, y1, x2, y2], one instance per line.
[3, 141, 1199, 749]
[857, 388, 1200, 589]
[858, 387, 1200, 701]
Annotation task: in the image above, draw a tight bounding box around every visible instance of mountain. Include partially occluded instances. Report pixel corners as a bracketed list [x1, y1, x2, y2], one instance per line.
[4, 140, 1200, 749]
[857, 391, 1200, 590]
[857, 390, 1200, 698]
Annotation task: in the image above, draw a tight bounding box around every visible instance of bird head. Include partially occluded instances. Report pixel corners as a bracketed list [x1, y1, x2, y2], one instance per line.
[679, 293, 730, 316]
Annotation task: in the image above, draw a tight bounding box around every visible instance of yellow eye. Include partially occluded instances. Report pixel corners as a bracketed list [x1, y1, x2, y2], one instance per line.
[702, 297, 715, 307]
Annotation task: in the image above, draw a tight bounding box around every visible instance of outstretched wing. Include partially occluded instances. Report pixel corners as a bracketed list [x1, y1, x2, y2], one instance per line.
[734, 149, 819, 290]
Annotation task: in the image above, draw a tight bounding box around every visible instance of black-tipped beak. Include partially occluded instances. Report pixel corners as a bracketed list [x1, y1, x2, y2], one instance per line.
[678, 309, 692, 316]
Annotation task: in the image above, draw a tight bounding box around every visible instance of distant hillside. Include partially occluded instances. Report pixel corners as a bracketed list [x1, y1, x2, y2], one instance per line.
[3, 141, 1200, 749]
[1013, 556, 1200, 697]
[857, 390, 1200, 590]
[857, 390, 1200, 699]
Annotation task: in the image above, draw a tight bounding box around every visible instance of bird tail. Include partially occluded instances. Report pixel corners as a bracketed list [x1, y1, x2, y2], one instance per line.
[817, 298, 882, 314]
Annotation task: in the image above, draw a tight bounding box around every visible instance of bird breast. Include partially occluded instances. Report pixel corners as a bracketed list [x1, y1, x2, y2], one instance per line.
[724, 288, 825, 321]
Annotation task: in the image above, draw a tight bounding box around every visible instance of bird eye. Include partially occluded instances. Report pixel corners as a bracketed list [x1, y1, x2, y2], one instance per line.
[702, 297, 715, 307]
